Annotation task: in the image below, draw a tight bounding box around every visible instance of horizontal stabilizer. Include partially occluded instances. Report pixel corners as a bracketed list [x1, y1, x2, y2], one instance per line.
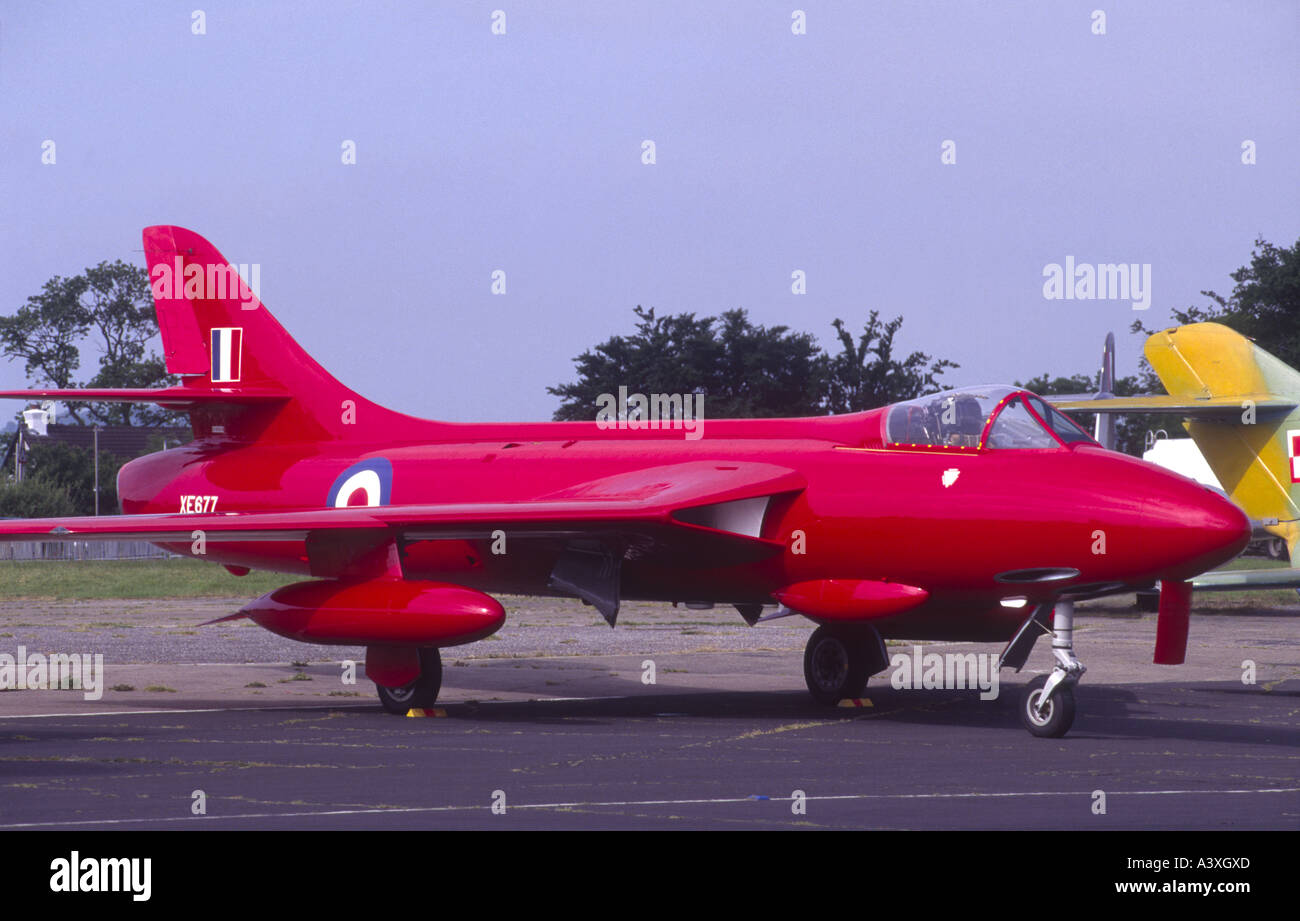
[0, 387, 290, 407]
[1051, 394, 1296, 418]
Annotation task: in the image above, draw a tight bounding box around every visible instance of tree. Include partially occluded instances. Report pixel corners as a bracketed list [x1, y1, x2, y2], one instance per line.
[0, 260, 178, 426]
[550, 306, 957, 420]
[823, 311, 958, 413]
[24, 441, 123, 515]
[0, 478, 77, 519]
[548, 306, 827, 420]
[1132, 236, 1300, 364]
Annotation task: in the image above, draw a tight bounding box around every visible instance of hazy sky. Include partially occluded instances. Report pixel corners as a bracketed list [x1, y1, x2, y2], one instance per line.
[2, 2, 1296, 422]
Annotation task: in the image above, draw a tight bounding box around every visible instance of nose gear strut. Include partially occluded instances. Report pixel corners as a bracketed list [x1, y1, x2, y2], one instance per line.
[999, 600, 1086, 737]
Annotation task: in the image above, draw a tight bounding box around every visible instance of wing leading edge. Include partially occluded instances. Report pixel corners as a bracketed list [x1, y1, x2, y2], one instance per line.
[0, 461, 805, 577]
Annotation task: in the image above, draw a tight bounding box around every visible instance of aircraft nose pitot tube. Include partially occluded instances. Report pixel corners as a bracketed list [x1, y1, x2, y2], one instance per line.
[241, 578, 505, 647]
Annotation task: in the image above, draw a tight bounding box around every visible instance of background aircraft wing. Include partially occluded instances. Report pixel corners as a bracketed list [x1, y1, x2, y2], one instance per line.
[1051, 394, 1297, 418]
[1191, 568, 1300, 591]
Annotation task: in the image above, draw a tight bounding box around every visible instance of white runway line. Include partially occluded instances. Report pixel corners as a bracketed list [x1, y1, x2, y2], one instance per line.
[2, 787, 1297, 829]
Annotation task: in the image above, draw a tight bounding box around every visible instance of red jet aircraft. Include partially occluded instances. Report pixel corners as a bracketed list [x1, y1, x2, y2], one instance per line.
[0, 227, 1249, 736]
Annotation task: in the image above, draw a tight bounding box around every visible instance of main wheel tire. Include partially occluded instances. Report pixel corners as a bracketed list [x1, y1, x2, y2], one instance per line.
[803, 625, 871, 706]
[1019, 674, 1075, 738]
[377, 648, 443, 714]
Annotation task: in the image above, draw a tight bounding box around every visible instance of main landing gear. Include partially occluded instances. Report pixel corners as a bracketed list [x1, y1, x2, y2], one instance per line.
[376, 648, 443, 714]
[803, 624, 890, 705]
[1002, 600, 1086, 738]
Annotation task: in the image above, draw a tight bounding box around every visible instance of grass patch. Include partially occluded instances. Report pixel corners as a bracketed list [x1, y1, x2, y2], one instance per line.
[0, 558, 300, 600]
[144, 685, 176, 693]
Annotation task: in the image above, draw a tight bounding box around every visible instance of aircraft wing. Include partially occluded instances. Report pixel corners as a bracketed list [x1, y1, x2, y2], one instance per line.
[1191, 568, 1300, 591]
[0, 461, 804, 575]
[1051, 394, 1297, 418]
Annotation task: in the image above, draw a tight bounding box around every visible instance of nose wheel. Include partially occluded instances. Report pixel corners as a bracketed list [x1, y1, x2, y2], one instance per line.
[1019, 674, 1076, 737]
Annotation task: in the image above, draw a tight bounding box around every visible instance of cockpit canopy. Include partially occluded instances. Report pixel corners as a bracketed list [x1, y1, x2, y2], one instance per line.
[883, 386, 1096, 451]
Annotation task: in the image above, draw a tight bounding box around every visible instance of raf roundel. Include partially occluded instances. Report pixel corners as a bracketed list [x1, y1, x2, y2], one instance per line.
[327, 458, 394, 508]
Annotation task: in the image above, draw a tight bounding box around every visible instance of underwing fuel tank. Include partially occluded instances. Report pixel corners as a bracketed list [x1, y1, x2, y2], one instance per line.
[773, 579, 929, 621]
[241, 578, 505, 647]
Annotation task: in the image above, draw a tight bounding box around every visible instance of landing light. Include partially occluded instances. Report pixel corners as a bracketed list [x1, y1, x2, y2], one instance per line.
[1000, 598, 1029, 609]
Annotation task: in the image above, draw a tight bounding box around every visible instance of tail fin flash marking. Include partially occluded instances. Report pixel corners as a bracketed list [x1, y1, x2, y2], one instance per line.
[210, 327, 243, 383]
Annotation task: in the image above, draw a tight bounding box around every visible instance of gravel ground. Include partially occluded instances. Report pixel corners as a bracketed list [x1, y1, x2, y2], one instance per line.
[0, 593, 1295, 718]
[0, 596, 809, 666]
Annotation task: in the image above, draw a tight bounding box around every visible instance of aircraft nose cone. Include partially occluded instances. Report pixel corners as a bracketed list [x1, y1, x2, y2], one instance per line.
[1143, 482, 1250, 580]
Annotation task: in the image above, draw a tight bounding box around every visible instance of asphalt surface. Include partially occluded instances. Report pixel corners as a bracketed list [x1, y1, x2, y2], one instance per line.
[1, 596, 1297, 830]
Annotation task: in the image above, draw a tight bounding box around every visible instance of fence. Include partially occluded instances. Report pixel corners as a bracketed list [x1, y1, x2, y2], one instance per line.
[0, 541, 178, 561]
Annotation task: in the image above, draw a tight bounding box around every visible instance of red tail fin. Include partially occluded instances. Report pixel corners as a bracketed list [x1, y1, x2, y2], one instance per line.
[0, 226, 437, 444]
[143, 225, 423, 442]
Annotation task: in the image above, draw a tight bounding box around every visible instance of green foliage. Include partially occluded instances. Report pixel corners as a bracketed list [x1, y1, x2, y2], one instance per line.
[1132, 236, 1300, 366]
[1017, 373, 1095, 396]
[24, 441, 123, 515]
[824, 311, 957, 413]
[549, 307, 826, 419]
[0, 478, 78, 519]
[549, 306, 956, 420]
[0, 260, 179, 426]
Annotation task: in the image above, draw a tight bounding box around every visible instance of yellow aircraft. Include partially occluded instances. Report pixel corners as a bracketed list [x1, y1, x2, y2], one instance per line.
[1054, 322, 1300, 591]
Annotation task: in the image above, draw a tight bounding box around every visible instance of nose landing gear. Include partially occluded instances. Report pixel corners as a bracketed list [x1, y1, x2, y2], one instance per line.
[1002, 600, 1085, 738]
